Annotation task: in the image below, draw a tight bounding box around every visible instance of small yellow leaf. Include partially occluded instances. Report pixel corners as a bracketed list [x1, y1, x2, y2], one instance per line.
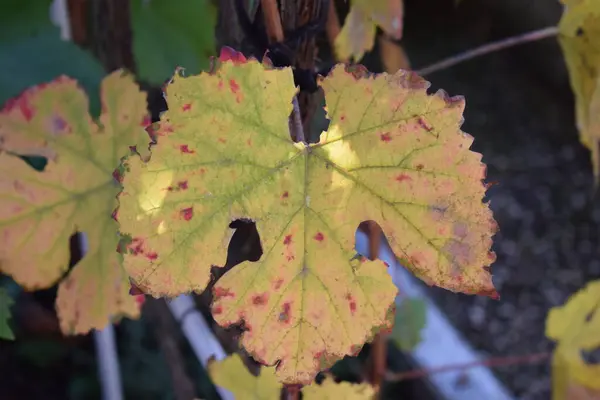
[334, 6, 377, 62]
[208, 354, 281, 400]
[545, 280, 600, 399]
[0, 72, 149, 334]
[558, 1, 600, 180]
[335, 0, 404, 62]
[302, 376, 375, 399]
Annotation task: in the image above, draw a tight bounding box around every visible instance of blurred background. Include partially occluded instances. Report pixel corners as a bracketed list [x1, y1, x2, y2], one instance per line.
[0, 0, 598, 399]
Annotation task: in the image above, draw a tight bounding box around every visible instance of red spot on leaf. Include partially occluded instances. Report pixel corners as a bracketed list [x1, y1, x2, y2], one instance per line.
[346, 293, 357, 315]
[181, 207, 194, 221]
[113, 169, 123, 183]
[279, 302, 291, 323]
[182, 103, 191, 112]
[314, 232, 324, 242]
[380, 132, 392, 142]
[349, 344, 362, 357]
[213, 305, 223, 315]
[283, 234, 292, 245]
[213, 287, 235, 300]
[395, 174, 412, 183]
[252, 293, 268, 306]
[281, 191, 289, 199]
[180, 144, 195, 154]
[146, 252, 158, 261]
[134, 295, 145, 307]
[273, 278, 284, 290]
[229, 79, 240, 94]
[340, 114, 346, 122]
[178, 180, 188, 190]
[218, 137, 226, 143]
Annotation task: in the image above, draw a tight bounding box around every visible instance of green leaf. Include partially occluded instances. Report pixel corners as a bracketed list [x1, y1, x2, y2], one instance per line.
[0, 288, 15, 340]
[130, 0, 217, 85]
[391, 297, 426, 351]
[0, 1, 105, 115]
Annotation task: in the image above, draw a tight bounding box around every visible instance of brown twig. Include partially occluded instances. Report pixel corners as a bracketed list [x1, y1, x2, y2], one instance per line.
[385, 351, 551, 382]
[145, 298, 197, 400]
[415, 26, 558, 76]
[260, 0, 285, 42]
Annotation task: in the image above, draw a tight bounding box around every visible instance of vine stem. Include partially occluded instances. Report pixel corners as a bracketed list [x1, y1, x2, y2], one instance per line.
[415, 26, 558, 76]
[385, 351, 550, 382]
[260, 0, 308, 144]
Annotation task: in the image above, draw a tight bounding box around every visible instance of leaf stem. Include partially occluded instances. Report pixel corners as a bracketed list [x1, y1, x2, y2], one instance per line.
[415, 26, 558, 76]
[385, 351, 550, 382]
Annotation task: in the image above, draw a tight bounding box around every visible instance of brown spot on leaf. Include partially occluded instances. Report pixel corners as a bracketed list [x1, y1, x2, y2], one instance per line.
[279, 302, 291, 323]
[252, 293, 268, 306]
[180, 144, 195, 154]
[247, 139, 252, 146]
[273, 278, 284, 290]
[213, 287, 235, 300]
[346, 293, 357, 314]
[416, 164, 424, 171]
[180, 207, 193, 221]
[314, 232, 324, 242]
[418, 116, 433, 131]
[380, 132, 392, 142]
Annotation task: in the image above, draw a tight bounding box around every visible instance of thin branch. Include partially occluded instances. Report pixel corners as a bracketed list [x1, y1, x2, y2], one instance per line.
[385, 351, 550, 382]
[415, 26, 558, 76]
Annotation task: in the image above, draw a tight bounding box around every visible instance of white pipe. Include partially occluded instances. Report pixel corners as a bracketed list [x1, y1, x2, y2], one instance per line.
[78, 234, 124, 400]
[167, 295, 235, 400]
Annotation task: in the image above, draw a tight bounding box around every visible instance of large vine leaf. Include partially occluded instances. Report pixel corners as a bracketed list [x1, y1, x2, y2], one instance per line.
[0, 72, 151, 334]
[335, 0, 404, 61]
[209, 353, 375, 399]
[131, 0, 217, 85]
[0, 288, 15, 340]
[558, 0, 600, 180]
[118, 49, 497, 383]
[546, 280, 600, 400]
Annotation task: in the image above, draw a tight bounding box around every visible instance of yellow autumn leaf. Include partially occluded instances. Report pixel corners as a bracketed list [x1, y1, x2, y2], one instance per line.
[209, 354, 375, 400]
[335, 0, 404, 62]
[0, 72, 150, 334]
[302, 376, 375, 399]
[117, 51, 497, 384]
[208, 353, 281, 399]
[545, 280, 600, 400]
[558, 0, 600, 180]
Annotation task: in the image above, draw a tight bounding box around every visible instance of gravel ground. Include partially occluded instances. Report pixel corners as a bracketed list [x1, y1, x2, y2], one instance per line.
[382, 2, 600, 399]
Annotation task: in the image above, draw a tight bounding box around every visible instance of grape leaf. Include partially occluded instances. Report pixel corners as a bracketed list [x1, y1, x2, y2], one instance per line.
[335, 0, 403, 62]
[209, 354, 374, 399]
[545, 280, 600, 400]
[391, 297, 426, 351]
[208, 353, 281, 399]
[118, 48, 497, 382]
[302, 376, 375, 399]
[131, 0, 217, 85]
[0, 71, 151, 334]
[0, 288, 15, 340]
[558, 0, 600, 180]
